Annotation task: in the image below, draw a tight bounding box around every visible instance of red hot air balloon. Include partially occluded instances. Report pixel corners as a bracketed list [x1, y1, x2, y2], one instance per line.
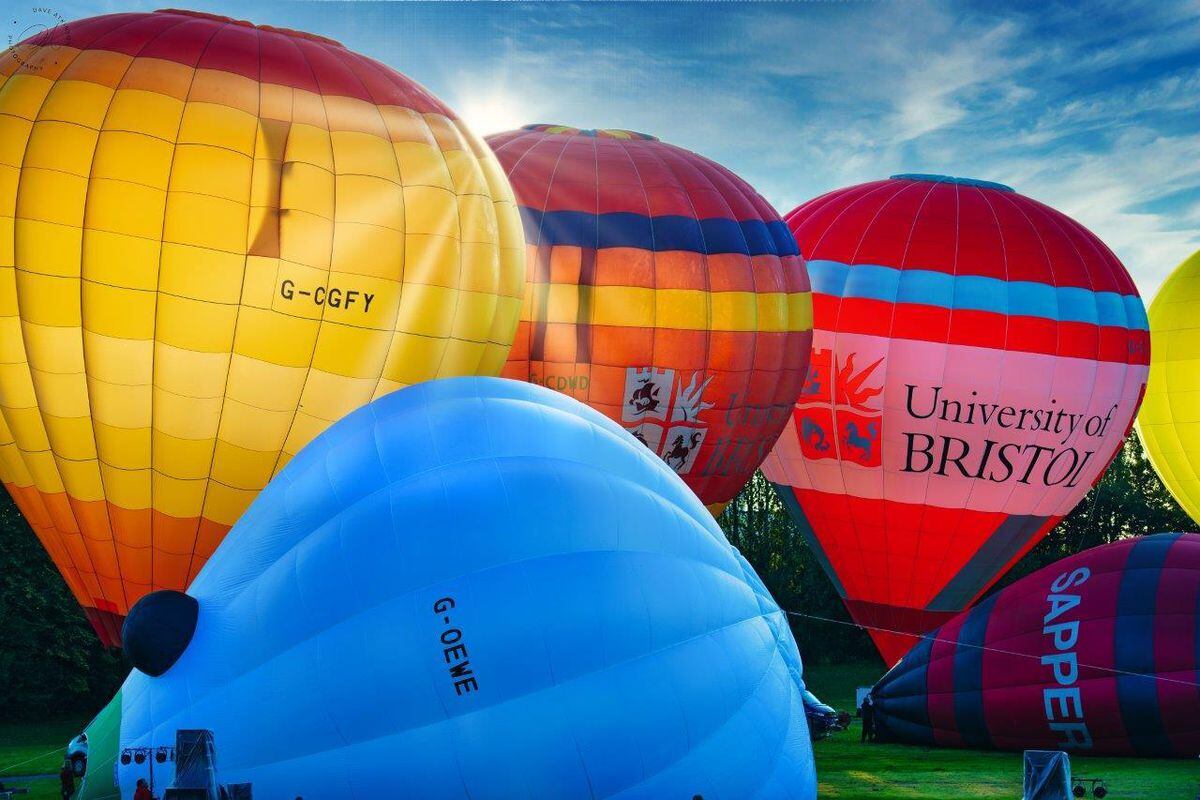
[762, 174, 1149, 664]
[486, 125, 813, 514]
[872, 533, 1200, 757]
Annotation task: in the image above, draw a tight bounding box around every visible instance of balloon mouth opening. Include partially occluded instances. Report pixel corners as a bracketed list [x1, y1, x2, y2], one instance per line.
[522, 124, 659, 141]
[890, 173, 1015, 193]
[122, 589, 200, 677]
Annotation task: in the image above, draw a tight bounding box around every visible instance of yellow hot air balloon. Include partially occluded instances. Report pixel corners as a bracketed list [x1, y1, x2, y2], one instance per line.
[1137, 249, 1200, 524]
[0, 9, 524, 644]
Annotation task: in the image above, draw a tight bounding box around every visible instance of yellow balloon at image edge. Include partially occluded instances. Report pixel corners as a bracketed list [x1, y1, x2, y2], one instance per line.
[0, 9, 526, 645]
[1137, 249, 1200, 525]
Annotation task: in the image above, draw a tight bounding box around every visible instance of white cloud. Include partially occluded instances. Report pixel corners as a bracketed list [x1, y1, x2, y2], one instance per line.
[434, 0, 1198, 297]
[711, 0, 1200, 296]
[724, 1, 1031, 141]
[891, 19, 1028, 140]
[1007, 129, 1200, 296]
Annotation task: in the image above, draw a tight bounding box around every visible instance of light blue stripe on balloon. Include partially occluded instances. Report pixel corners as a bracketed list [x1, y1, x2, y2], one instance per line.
[955, 275, 1007, 315]
[1125, 295, 1149, 329]
[808, 259, 850, 296]
[899, 269, 953, 307]
[806, 260, 1148, 330]
[1056, 287, 1099, 325]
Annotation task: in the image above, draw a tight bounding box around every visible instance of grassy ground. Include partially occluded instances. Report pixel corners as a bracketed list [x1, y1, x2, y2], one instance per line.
[1, 671, 1197, 799]
[805, 662, 1200, 799]
[0, 719, 85, 798]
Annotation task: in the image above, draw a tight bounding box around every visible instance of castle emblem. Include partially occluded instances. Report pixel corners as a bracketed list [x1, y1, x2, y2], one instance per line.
[794, 350, 883, 467]
[623, 367, 713, 475]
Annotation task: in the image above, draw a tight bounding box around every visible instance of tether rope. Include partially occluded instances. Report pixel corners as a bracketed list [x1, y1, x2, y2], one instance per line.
[785, 609, 1200, 689]
[0, 745, 64, 775]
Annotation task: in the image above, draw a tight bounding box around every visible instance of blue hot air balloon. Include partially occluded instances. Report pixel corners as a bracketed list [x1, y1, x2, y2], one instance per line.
[76, 377, 816, 799]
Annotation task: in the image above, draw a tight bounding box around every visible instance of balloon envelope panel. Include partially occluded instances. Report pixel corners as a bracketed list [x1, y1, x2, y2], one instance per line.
[872, 533, 1200, 757]
[486, 125, 813, 513]
[1137, 249, 1200, 524]
[0, 10, 525, 644]
[761, 174, 1149, 664]
[80, 377, 815, 799]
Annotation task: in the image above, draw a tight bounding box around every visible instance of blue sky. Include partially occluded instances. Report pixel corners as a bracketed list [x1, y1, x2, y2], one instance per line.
[22, 0, 1200, 296]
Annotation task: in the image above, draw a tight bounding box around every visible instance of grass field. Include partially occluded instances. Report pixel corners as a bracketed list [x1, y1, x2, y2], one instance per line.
[0, 666, 1196, 799]
[0, 718, 85, 798]
[804, 662, 1200, 799]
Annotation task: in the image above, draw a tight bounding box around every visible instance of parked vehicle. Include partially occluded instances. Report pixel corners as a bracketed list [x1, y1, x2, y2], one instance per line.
[67, 732, 87, 777]
[803, 690, 851, 740]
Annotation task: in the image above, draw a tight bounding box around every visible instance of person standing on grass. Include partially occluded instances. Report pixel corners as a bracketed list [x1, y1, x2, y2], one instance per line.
[860, 694, 876, 743]
[59, 759, 75, 799]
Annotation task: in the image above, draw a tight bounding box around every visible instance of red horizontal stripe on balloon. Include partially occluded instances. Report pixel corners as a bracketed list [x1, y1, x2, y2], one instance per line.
[525, 329, 803, 400]
[22, 10, 451, 113]
[578, 329, 803, 377]
[948, 309, 1008, 350]
[816, 295, 1149, 365]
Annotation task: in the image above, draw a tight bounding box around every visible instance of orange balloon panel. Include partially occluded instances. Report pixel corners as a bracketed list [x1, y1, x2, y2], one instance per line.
[487, 125, 813, 511]
[0, 10, 525, 644]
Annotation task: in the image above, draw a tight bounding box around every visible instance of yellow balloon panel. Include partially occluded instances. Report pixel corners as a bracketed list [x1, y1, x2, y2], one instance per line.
[1137, 249, 1200, 524]
[0, 10, 525, 644]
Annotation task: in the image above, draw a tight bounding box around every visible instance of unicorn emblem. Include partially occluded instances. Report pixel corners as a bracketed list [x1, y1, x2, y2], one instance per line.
[664, 432, 703, 472]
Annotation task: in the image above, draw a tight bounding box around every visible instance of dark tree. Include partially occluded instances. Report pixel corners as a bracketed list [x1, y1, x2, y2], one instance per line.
[0, 493, 127, 721]
[993, 433, 1193, 585]
[718, 470, 876, 663]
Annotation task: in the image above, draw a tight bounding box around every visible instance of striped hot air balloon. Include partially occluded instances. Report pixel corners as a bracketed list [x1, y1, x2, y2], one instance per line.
[762, 174, 1149, 665]
[486, 125, 813, 514]
[872, 533, 1200, 757]
[0, 10, 524, 645]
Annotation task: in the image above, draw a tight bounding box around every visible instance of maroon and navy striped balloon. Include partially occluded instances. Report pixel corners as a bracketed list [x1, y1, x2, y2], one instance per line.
[872, 532, 1200, 757]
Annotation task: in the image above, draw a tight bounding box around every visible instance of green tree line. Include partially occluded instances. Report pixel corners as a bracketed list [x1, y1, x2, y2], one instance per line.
[0, 503, 127, 722]
[0, 434, 1191, 721]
